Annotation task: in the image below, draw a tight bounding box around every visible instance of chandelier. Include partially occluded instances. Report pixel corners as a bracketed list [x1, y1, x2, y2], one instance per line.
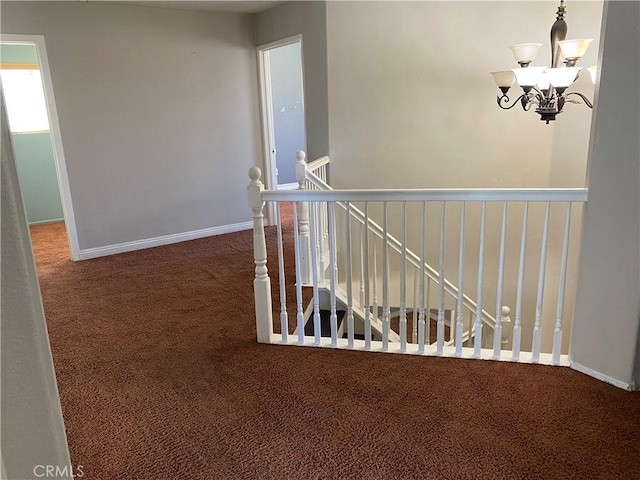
[490, 0, 596, 124]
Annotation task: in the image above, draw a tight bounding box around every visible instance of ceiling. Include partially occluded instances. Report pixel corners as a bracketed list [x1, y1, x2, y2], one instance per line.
[120, 1, 284, 13]
[38, 0, 285, 14]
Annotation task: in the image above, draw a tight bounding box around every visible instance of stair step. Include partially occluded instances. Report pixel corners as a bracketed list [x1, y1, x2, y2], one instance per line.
[304, 309, 346, 337]
[372, 307, 452, 323]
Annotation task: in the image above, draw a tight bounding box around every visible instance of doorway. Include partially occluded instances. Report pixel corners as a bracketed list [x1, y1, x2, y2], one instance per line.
[1, 35, 79, 260]
[257, 35, 307, 223]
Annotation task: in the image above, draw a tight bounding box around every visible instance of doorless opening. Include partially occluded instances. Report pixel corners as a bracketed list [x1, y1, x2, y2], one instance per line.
[1, 35, 80, 260]
[257, 35, 307, 224]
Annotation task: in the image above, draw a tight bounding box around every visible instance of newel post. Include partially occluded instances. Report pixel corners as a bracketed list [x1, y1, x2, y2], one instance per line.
[295, 150, 312, 285]
[248, 167, 273, 343]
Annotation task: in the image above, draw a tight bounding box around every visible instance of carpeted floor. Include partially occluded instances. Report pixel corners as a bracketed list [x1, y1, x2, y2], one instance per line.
[31, 214, 640, 480]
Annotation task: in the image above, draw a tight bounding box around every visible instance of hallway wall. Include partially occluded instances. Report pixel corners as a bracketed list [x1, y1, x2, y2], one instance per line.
[1, 1, 262, 252]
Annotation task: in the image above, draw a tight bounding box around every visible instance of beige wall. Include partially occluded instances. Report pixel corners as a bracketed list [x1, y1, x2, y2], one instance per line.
[1, 1, 262, 251]
[1, 99, 71, 479]
[326, 1, 602, 354]
[326, 1, 600, 191]
[255, 1, 329, 163]
[325, 0, 601, 192]
[571, 0, 640, 389]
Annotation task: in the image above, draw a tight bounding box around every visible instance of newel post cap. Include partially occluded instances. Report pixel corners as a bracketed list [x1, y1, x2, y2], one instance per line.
[247, 167, 264, 209]
[248, 166, 262, 183]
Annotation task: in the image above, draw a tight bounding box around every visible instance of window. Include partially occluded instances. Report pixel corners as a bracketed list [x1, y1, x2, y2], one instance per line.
[0, 69, 50, 133]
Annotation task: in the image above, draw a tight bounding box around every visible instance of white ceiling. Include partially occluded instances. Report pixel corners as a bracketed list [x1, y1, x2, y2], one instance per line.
[30, 0, 285, 14]
[118, 1, 284, 14]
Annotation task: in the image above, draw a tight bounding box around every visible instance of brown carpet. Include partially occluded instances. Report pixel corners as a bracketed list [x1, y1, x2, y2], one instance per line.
[31, 213, 640, 480]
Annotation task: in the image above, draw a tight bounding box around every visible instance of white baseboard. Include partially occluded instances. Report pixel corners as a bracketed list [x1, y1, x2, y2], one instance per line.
[29, 217, 64, 226]
[277, 182, 298, 190]
[569, 360, 632, 390]
[78, 221, 253, 260]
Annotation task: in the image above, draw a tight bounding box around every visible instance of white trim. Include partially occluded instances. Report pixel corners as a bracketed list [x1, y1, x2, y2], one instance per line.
[29, 217, 64, 226]
[277, 182, 299, 191]
[267, 334, 571, 366]
[570, 360, 632, 390]
[78, 221, 252, 260]
[1, 34, 81, 261]
[263, 188, 589, 203]
[257, 46, 277, 193]
[258, 34, 303, 52]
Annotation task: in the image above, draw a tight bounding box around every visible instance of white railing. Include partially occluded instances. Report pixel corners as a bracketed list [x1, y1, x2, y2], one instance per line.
[295, 152, 330, 284]
[296, 152, 505, 349]
[248, 160, 587, 365]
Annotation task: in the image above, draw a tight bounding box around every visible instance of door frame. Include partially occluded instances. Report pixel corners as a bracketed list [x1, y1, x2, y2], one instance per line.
[1, 34, 80, 260]
[256, 34, 306, 225]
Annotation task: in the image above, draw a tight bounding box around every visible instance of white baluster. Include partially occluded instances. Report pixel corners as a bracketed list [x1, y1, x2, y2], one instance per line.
[328, 202, 338, 347]
[552, 203, 572, 364]
[317, 201, 326, 279]
[309, 201, 321, 345]
[532, 202, 551, 363]
[450, 307, 455, 343]
[292, 202, 305, 344]
[324, 202, 329, 271]
[493, 202, 508, 358]
[412, 267, 418, 344]
[501, 306, 512, 345]
[512, 202, 529, 361]
[247, 167, 273, 343]
[372, 239, 378, 325]
[400, 202, 408, 352]
[382, 202, 390, 351]
[345, 202, 355, 348]
[359, 224, 365, 309]
[437, 202, 446, 354]
[473, 202, 486, 358]
[425, 277, 431, 345]
[295, 151, 311, 285]
[455, 202, 466, 356]
[363, 203, 372, 350]
[275, 203, 288, 343]
[418, 202, 426, 354]
[323, 199, 329, 275]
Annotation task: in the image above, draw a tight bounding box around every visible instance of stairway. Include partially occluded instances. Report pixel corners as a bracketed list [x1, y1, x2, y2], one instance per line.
[302, 301, 454, 345]
[304, 309, 346, 337]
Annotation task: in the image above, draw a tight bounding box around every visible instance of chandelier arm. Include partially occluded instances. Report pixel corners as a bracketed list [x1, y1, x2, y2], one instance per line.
[497, 93, 531, 110]
[564, 91, 594, 108]
[531, 86, 545, 98]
